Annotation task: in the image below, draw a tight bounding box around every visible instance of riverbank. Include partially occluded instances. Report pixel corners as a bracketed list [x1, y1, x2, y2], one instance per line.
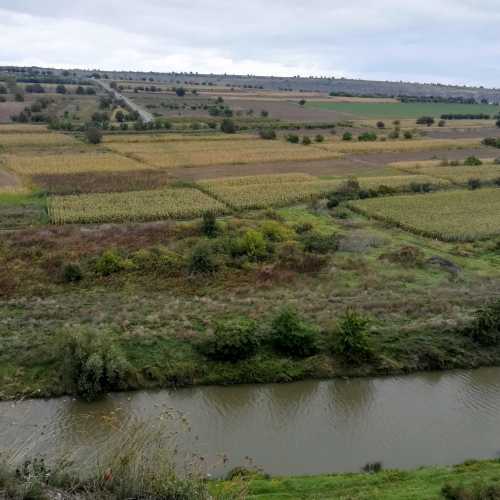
[213, 459, 500, 499]
[3, 458, 500, 499]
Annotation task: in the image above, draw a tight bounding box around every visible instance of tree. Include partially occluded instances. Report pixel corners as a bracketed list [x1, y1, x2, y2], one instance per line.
[85, 127, 103, 144]
[416, 116, 434, 126]
[0, 85, 7, 94]
[175, 87, 186, 97]
[56, 84, 67, 94]
[76, 86, 85, 95]
[376, 121, 385, 129]
[115, 110, 125, 122]
[220, 118, 237, 134]
[342, 132, 353, 141]
[260, 110, 269, 118]
[299, 99, 306, 106]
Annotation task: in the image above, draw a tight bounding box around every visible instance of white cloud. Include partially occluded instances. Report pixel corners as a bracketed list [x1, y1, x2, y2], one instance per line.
[1, 1, 500, 86]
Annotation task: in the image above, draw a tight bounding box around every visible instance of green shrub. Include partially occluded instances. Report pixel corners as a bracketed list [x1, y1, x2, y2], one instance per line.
[315, 134, 324, 142]
[403, 131, 413, 139]
[286, 134, 299, 144]
[231, 229, 268, 261]
[467, 300, 500, 346]
[188, 241, 220, 274]
[58, 328, 131, 401]
[131, 247, 183, 275]
[261, 220, 292, 242]
[200, 212, 219, 238]
[342, 132, 353, 141]
[468, 178, 481, 190]
[442, 481, 500, 499]
[301, 232, 338, 254]
[302, 135, 312, 145]
[270, 307, 319, 357]
[334, 309, 372, 364]
[388, 129, 400, 139]
[259, 128, 276, 140]
[294, 222, 313, 234]
[376, 121, 385, 129]
[200, 316, 259, 362]
[464, 156, 482, 166]
[62, 262, 83, 283]
[278, 242, 329, 273]
[85, 127, 102, 144]
[326, 194, 341, 209]
[95, 250, 132, 276]
[358, 132, 377, 141]
[220, 118, 237, 134]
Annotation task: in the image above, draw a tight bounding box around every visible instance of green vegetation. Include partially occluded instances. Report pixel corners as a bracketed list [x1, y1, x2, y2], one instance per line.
[305, 101, 498, 119]
[213, 459, 500, 499]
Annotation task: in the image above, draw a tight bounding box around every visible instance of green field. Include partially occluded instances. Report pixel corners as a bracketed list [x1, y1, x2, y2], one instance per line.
[305, 101, 500, 119]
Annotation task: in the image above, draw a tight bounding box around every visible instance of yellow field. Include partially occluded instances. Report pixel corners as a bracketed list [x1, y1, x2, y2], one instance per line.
[0, 132, 78, 147]
[107, 138, 340, 169]
[103, 133, 259, 143]
[48, 187, 228, 224]
[0, 124, 49, 134]
[349, 188, 500, 241]
[315, 138, 481, 154]
[394, 164, 500, 184]
[1, 151, 149, 175]
[200, 174, 450, 210]
[389, 159, 495, 169]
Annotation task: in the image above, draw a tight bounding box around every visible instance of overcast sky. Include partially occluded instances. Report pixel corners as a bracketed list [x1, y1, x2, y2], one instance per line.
[1, 1, 499, 87]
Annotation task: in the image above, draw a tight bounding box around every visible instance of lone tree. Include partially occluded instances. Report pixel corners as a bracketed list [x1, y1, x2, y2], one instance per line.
[220, 118, 237, 134]
[175, 87, 186, 97]
[85, 127, 103, 144]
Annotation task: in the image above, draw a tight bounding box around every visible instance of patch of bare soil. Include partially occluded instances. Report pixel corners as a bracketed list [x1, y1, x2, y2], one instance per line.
[425, 126, 499, 140]
[0, 168, 22, 188]
[0, 102, 25, 122]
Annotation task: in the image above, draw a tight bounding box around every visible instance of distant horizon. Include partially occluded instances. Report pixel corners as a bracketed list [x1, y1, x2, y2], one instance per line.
[2, 64, 499, 91]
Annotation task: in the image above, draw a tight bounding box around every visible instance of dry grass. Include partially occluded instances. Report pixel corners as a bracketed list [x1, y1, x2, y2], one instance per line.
[107, 138, 340, 169]
[315, 138, 481, 154]
[0, 124, 49, 133]
[394, 164, 500, 184]
[2, 151, 148, 175]
[350, 188, 500, 241]
[48, 187, 228, 224]
[199, 173, 450, 210]
[103, 133, 258, 143]
[0, 132, 77, 147]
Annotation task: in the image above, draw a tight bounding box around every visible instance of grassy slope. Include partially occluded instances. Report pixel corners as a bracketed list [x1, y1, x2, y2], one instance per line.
[305, 101, 498, 119]
[212, 460, 500, 499]
[2, 205, 500, 400]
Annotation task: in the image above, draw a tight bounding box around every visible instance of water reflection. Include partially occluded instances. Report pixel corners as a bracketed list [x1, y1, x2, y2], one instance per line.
[2, 368, 500, 476]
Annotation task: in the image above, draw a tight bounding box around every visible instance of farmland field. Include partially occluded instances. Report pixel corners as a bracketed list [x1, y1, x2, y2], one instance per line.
[349, 188, 500, 240]
[305, 101, 500, 119]
[48, 187, 228, 224]
[199, 173, 450, 209]
[394, 163, 500, 184]
[0, 132, 78, 147]
[2, 151, 150, 175]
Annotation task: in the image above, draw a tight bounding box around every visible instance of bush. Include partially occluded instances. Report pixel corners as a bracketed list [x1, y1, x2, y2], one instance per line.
[403, 131, 413, 139]
[131, 247, 183, 275]
[259, 128, 276, 140]
[85, 127, 103, 144]
[388, 129, 400, 139]
[358, 132, 377, 142]
[327, 194, 341, 209]
[95, 250, 131, 276]
[302, 135, 312, 145]
[301, 232, 338, 254]
[338, 177, 361, 197]
[463, 156, 482, 166]
[188, 241, 220, 274]
[467, 300, 500, 346]
[468, 178, 481, 190]
[200, 317, 259, 362]
[342, 132, 353, 141]
[270, 307, 319, 357]
[231, 229, 268, 261]
[380, 246, 425, 267]
[482, 137, 500, 148]
[333, 309, 372, 363]
[294, 222, 313, 234]
[278, 242, 328, 273]
[315, 134, 324, 142]
[442, 481, 500, 500]
[200, 212, 219, 238]
[261, 220, 292, 242]
[62, 263, 83, 283]
[416, 116, 435, 126]
[438, 119, 446, 127]
[376, 121, 385, 129]
[286, 133, 300, 144]
[220, 118, 237, 134]
[58, 328, 131, 401]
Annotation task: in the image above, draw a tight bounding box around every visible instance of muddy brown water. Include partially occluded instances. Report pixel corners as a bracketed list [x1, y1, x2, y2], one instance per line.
[2, 368, 500, 477]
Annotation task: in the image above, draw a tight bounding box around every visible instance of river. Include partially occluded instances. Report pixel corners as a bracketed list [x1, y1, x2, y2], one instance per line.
[2, 368, 500, 477]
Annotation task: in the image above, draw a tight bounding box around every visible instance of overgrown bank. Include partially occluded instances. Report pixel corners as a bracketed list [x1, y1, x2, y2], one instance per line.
[3, 456, 500, 499]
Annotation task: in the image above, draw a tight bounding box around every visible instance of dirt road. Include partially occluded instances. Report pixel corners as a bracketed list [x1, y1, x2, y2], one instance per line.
[93, 79, 154, 123]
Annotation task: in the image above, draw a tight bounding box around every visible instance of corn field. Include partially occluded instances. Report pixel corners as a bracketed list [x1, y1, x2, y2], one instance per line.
[349, 188, 500, 241]
[48, 187, 228, 224]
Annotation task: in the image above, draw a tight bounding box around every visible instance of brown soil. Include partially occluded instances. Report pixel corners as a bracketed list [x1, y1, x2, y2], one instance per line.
[0, 102, 26, 123]
[0, 168, 22, 189]
[425, 126, 500, 140]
